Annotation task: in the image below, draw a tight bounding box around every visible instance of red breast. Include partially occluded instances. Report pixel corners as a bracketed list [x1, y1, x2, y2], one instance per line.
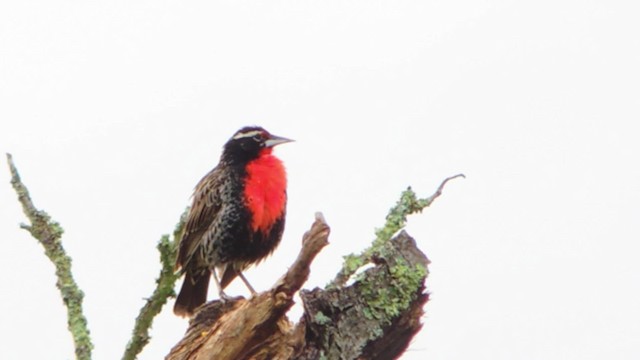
[244, 148, 287, 234]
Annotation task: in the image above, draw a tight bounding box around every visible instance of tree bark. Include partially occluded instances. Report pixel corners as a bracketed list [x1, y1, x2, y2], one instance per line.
[166, 214, 430, 360]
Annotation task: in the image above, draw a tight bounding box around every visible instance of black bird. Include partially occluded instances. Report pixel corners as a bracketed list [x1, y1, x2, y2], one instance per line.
[174, 126, 292, 316]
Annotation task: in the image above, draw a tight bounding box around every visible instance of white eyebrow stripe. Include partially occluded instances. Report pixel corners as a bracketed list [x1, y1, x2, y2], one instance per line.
[232, 130, 262, 140]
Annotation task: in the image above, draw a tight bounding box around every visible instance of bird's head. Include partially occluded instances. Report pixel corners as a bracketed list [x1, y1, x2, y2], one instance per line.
[222, 126, 293, 163]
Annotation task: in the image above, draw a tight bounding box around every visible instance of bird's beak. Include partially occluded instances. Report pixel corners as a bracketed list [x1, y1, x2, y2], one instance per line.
[264, 134, 294, 148]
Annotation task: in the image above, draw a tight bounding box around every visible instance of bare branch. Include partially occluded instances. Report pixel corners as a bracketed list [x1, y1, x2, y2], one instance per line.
[274, 212, 330, 296]
[6, 153, 93, 360]
[422, 173, 466, 206]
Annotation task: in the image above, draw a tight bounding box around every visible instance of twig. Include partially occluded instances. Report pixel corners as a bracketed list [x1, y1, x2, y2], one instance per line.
[122, 208, 188, 360]
[274, 212, 330, 296]
[329, 173, 465, 288]
[6, 153, 93, 360]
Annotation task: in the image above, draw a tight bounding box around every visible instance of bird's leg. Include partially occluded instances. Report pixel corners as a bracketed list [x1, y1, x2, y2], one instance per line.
[237, 271, 257, 296]
[212, 268, 231, 301]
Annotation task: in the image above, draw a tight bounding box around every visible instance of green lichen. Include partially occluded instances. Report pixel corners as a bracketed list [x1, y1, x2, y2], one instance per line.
[7, 153, 93, 360]
[370, 327, 384, 340]
[329, 186, 433, 288]
[372, 187, 430, 245]
[342, 253, 364, 274]
[313, 311, 331, 325]
[358, 257, 426, 326]
[122, 207, 187, 360]
[49, 220, 65, 238]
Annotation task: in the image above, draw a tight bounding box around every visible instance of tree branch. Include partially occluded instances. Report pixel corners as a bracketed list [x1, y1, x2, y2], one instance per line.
[166, 213, 330, 360]
[329, 173, 465, 288]
[6, 153, 93, 360]
[297, 231, 429, 359]
[122, 208, 189, 360]
[166, 176, 462, 359]
[274, 212, 331, 296]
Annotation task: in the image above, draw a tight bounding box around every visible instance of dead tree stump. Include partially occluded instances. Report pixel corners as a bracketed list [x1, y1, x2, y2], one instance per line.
[167, 213, 430, 360]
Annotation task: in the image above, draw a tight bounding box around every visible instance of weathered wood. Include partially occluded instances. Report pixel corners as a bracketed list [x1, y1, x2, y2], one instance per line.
[166, 213, 330, 360]
[296, 231, 429, 360]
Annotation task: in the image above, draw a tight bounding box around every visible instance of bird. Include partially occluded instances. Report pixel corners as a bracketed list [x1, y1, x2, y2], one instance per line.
[173, 126, 293, 317]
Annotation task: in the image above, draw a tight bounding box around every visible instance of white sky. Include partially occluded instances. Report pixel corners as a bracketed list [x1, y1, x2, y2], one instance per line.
[1, 1, 638, 359]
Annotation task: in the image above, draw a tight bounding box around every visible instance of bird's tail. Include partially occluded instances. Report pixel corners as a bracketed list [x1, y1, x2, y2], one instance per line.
[174, 269, 210, 317]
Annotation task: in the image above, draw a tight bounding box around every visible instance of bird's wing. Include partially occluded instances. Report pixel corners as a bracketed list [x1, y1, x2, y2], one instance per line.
[176, 166, 224, 270]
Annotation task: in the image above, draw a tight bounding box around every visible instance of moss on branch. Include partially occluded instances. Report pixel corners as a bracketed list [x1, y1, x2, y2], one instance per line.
[329, 173, 464, 288]
[6, 153, 93, 360]
[122, 208, 188, 360]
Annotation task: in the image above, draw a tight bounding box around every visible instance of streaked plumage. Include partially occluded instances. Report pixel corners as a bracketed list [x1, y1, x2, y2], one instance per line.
[174, 126, 292, 316]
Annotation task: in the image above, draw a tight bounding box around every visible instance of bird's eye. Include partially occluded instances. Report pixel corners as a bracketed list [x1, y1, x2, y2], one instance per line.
[253, 134, 263, 141]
